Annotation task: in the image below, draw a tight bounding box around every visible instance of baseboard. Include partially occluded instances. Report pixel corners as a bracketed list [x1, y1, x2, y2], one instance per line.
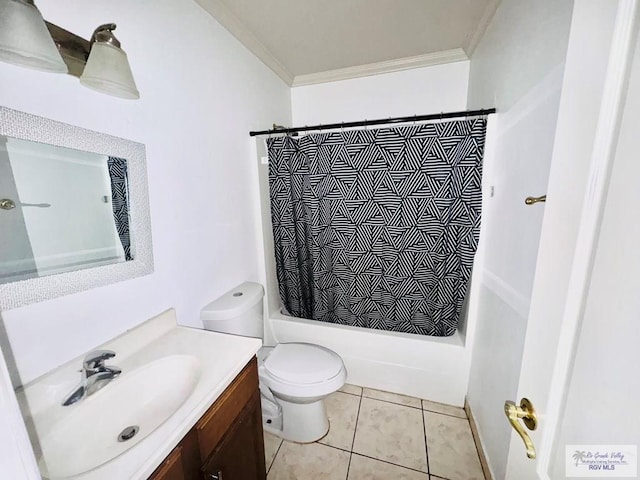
[465, 397, 494, 480]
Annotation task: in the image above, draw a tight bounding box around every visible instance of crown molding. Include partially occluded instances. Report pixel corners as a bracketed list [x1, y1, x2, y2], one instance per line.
[464, 0, 501, 57]
[194, 0, 295, 85]
[291, 49, 469, 87]
[195, 0, 476, 87]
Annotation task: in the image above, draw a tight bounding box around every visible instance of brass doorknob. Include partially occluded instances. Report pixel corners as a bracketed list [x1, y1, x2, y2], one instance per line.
[504, 397, 537, 459]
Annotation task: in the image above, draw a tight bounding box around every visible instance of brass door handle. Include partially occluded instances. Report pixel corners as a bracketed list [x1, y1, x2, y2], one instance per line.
[504, 397, 537, 459]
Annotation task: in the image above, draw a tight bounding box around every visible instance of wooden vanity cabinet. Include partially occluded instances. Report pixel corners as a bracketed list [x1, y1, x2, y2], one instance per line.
[201, 393, 264, 480]
[149, 357, 266, 480]
[148, 446, 185, 480]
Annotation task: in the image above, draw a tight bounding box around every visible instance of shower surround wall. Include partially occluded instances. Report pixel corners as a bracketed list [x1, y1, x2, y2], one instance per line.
[257, 62, 479, 404]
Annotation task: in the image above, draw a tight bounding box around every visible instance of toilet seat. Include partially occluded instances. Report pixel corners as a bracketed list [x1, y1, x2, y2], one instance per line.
[259, 343, 346, 398]
[264, 343, 343, 384]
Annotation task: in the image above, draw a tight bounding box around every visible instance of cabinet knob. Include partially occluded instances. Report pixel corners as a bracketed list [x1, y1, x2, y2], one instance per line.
[208, 471, 223, 480]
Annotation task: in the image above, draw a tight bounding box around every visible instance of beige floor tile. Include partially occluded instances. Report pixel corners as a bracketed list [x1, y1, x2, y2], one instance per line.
[319, 391, 361, 450]
[347, 454, 429, 480]
[424, 411, 484, 480]
[362, 388, 422, 408]
[422, 399, 466, 419]
[264, 432, 283, 472]
[268, 441, 350, 480]
[353, 397, 427, 472]
[339, 384, 363, 396]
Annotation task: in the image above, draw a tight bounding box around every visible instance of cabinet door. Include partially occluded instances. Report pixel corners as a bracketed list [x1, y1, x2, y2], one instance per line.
[202, 393, 266, 480]
[148, 430, 200, 480]
[149, 446, 185, 480]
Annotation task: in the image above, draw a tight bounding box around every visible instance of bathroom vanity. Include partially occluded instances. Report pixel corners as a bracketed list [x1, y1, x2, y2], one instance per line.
[18, 309, 264, 480]
[150, 357, 265, 480]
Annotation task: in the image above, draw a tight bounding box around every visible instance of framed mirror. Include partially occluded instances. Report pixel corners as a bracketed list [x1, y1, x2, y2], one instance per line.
[0, 107, 153, 310]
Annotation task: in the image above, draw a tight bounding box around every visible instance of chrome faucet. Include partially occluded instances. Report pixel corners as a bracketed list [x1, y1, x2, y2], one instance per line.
[62, 350, 122, 406]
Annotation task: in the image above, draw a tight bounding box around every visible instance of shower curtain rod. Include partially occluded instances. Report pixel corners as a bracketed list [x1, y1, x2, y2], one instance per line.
[249, 107, 496, 137]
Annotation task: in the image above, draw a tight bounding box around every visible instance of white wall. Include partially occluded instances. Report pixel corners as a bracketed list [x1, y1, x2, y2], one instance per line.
[0, 0, 291, 385]
[291, 61, 470, 125]
[550, 23, 640, 478]
[465, 0, 575, 478]
[257, 62, 473, 405]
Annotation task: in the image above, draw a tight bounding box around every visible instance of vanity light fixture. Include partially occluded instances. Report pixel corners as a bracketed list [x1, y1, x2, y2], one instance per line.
[0, 0, 67, 73]
[0, 0, 139, 99]
[79, 24, 140, 100]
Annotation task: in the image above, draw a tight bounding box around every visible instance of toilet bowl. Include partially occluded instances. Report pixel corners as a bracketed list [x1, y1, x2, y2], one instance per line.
[201, 282, 347, 443]
[259, 343, 346, 442]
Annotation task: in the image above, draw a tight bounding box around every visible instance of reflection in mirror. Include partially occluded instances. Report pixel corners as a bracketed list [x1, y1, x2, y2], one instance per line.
[0, 106, 152, 310]
[0, 136, 134, 283]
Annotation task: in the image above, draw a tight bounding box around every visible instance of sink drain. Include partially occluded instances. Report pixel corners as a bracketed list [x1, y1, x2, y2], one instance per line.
[117, 426, 140, 442]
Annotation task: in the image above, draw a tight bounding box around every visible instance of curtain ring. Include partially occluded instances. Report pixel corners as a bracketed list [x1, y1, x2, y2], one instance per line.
[440, 112, 444, 120]
[413, 114, 417, 126]
[364, 119, 368, 130]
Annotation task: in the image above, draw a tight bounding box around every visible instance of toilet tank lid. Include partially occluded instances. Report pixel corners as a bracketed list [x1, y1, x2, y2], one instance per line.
[200, 282, 264, 321]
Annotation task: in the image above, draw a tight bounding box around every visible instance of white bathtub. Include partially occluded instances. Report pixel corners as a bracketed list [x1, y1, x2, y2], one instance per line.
[266, 311, 472, 406]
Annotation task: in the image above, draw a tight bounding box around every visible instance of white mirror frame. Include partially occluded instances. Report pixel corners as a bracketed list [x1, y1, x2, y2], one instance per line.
[0, 107, 153, 310]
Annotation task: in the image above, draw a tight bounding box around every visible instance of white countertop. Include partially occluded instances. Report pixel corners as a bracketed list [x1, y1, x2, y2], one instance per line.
[16, 309, 262, 480]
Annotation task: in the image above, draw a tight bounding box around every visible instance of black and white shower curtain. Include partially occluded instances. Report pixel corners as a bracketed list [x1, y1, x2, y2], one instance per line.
[267, 118, 487, 336]
[107, 156, 132, 261]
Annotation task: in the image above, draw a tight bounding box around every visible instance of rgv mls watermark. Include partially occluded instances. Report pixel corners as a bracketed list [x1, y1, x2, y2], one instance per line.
[566, 445, 637, 477]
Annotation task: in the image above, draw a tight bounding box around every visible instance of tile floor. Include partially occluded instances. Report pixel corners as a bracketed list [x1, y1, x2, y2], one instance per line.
[264, 385, 485, 480]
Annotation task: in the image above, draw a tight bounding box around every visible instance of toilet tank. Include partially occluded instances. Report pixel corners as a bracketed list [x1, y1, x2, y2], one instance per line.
[201, 282, 264, 339]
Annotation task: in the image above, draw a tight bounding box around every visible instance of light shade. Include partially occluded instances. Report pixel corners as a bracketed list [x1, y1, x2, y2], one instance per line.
[80, 42, 139, 99]
[0, 0, 67, 73]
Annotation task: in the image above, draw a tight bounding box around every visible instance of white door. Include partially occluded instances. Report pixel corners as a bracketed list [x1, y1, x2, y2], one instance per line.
[504, 1, 639, 478]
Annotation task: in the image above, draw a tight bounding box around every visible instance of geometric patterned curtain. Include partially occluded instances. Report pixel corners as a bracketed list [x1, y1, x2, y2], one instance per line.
[107, 156, 132, 261]
[267, 118, 487, 336]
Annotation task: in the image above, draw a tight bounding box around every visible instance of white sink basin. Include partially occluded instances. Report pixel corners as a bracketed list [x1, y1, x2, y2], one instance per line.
[38, 354, 200, 479]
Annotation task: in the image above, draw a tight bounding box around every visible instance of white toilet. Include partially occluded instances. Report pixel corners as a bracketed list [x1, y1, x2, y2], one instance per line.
[201, 282, 347, 443]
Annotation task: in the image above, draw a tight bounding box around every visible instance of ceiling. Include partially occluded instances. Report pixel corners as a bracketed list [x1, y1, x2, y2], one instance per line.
[195, 0, 500, 86]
